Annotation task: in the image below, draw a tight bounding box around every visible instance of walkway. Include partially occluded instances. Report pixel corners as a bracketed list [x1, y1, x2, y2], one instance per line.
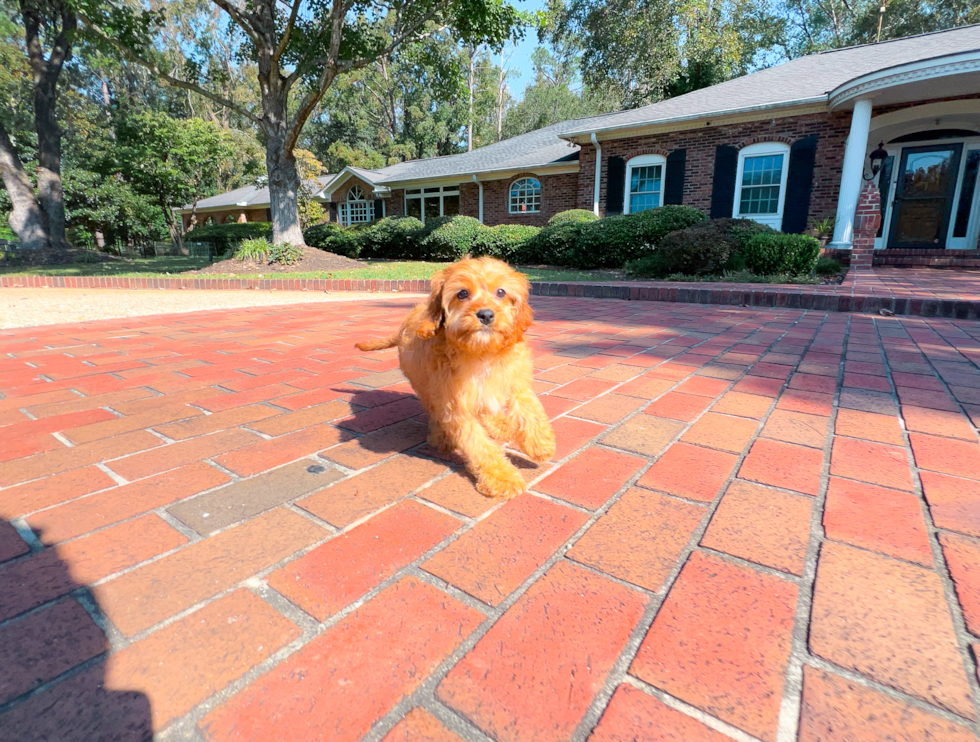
[6, 265, 980, 318]
[1, 297, 979, 742]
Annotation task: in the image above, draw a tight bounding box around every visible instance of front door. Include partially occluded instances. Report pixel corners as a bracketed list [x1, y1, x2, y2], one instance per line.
[887, 143, 963, 249]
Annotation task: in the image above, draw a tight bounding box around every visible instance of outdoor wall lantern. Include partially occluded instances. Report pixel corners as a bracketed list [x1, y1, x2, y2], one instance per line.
[865, 142, 888, 180]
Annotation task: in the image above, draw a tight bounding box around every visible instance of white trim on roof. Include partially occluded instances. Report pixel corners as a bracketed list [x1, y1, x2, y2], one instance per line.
[829, 50, 980, 109]
[379, 161, 579, 189]
[319, 167, 390, 200]
[560, 97, 829, 141]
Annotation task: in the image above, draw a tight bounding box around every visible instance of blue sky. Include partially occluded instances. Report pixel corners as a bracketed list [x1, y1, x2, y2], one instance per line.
[506, 0, 549, 98]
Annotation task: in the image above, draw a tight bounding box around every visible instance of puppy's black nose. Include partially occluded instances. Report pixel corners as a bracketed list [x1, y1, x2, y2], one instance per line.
[476, 309, 495, 325]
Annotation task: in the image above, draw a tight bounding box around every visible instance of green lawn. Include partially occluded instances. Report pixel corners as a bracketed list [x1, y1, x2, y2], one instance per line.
[0, 257, 628, 283]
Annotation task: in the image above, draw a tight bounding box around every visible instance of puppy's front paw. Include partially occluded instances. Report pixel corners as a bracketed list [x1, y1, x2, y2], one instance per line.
[476, 466, 526, 500]
[521, 426, 556, 463]
[427, 429, 454, 453]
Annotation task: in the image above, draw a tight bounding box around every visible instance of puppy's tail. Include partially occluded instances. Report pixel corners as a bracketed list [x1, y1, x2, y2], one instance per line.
[355, 335, 398, 352]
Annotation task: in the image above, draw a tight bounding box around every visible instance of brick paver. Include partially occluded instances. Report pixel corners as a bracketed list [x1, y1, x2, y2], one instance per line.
[2, 296, 980, 740]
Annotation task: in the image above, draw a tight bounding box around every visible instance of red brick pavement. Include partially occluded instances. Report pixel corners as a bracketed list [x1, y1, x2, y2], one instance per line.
[1, 297, 980, 741]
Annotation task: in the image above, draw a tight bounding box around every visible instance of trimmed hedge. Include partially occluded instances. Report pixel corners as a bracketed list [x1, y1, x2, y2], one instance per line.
[303, 222, 361, 257]
[187, 222, 272, 253]
[472, 224, 541, 261]
[567, 205, 707, 269]
[547, 209, 598, 227]
[356, 217, 426, 259]
[742, 233, 821, 276]
[655, 218, 773, 276]
[419, 215, 484, 260]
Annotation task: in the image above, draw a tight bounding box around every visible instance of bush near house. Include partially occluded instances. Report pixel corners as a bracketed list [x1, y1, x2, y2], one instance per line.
[742, 233, 821, 276]
[358, 217, 426, 259]
[568, 205, 707, 269]
[303, 222, 361, 257]
[419, 215, 484, 261]
[472, 224, 542, 261]
[547, 209, 599, 227]
[652, 218, 774, 276]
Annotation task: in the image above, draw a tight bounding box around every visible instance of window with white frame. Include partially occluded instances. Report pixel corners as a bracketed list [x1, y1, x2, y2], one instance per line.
[404, 185, 460, 225]
[509, 178, 541, 214]
[339, 185, 372, 226]
[625, 154, 666, 214]
[733, 142, 790, 230]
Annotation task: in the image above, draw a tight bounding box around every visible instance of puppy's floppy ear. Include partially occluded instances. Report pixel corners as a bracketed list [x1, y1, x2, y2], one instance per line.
[513, 273, 533, 341]
[416, 269, 446, 339]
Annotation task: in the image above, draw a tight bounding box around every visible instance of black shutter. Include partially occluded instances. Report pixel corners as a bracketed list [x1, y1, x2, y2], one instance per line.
[373, 199, 383, 220]
[782, 135, 818, 234]
[329, 203, 338, 222]
[709, 145, 739, 219]
[664, 149, 687, 205]
[606, 156, 626, 215]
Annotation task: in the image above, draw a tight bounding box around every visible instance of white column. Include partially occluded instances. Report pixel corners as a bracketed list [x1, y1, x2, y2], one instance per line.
[830, 98, 874, 249]
[591, 133, 602, 216]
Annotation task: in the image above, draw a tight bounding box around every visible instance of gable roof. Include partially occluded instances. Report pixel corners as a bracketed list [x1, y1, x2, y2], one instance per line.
[178, 176, 335, 213]
[559, 24, 980, 139]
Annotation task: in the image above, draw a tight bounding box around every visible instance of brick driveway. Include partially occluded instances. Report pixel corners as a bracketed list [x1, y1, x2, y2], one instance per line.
[1, 297, 979, 742]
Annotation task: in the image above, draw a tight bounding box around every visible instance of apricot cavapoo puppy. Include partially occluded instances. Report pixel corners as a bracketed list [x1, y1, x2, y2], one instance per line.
[356, 256, 555, 499]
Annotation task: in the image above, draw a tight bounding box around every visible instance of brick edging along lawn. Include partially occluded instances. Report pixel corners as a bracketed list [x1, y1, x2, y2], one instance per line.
[3, 273, 980, 319]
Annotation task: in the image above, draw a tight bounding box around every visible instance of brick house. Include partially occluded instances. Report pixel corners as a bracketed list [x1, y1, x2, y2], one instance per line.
[186, 26, 980, 255]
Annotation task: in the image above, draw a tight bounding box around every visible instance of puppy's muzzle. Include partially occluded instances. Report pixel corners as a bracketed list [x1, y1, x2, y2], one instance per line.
[476, 309, 495, 326]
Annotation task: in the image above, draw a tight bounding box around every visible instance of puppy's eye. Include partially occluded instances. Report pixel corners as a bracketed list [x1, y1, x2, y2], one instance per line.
[495, 288, 506, 298]
[456, 289, 469, 300]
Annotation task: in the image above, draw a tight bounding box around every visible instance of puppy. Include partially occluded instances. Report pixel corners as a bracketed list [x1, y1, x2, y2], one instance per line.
[356, 257, 555, 499]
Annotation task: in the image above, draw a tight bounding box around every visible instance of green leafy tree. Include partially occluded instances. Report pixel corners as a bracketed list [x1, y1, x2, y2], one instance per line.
[550, 0, 785, 108]
[782, 0, 980, 56]
[502, 44, 619, 138]
[0, 0, 76, 250]
[115, 111, 227, 245]
[79, 0, 520, 248]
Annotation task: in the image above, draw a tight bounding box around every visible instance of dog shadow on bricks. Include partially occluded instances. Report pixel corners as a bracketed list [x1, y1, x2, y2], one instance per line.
[0, 517, 153, 742]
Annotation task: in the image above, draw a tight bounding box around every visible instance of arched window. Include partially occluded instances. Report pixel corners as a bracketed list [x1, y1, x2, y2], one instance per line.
[339, 185, 372, 226]
[509, 177, 541, 214]
[625, 154, 666, 214]
[733, 142, 791, 230]
[223, 213, 238, 224]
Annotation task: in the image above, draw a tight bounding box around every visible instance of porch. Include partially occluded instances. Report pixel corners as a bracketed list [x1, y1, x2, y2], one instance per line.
[829, 51, 980, 255]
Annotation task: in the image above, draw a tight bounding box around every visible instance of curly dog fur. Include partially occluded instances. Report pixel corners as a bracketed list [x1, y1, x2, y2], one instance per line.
[356, 257, 555, 499]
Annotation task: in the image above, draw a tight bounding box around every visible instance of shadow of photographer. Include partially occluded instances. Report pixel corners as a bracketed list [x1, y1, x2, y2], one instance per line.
[0, 517, 152, 742]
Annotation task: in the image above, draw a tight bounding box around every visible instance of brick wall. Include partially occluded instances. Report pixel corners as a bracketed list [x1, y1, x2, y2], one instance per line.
[455, 172, 582, 226]
[577, 112, 852, 224]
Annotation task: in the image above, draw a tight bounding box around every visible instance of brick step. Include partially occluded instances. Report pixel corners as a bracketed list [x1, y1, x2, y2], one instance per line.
[4, 274, 980, 319]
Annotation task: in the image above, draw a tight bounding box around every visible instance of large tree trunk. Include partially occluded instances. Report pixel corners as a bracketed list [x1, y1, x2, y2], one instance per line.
[22, 0, 75, 250]
[0, 121, 50, 250]
[265, 131, 306, 246]
[34, 73, 67, 247]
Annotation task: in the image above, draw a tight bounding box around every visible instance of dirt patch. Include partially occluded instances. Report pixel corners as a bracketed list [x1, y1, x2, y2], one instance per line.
[191, 246, 364, 275]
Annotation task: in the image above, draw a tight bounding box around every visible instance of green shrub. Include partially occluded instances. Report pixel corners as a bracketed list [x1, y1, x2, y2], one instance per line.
[815, 256, 843, 276]
[268, 242, 304, 265]
[188, 222, 272, 253]
[657, 218, 771, 275]
[234, 237, 272, 261]
[419, 215, 483, 260]
[742, 233, 821, 276]
[521, 222, 580, 265]
[357, 217, 426, 259]
[547, 209, 599, 227]
[471, 224, 541, 261]
[567, 205, 707, 269]
[303, 222, 353, 255]
[624, 253, 671, 279]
